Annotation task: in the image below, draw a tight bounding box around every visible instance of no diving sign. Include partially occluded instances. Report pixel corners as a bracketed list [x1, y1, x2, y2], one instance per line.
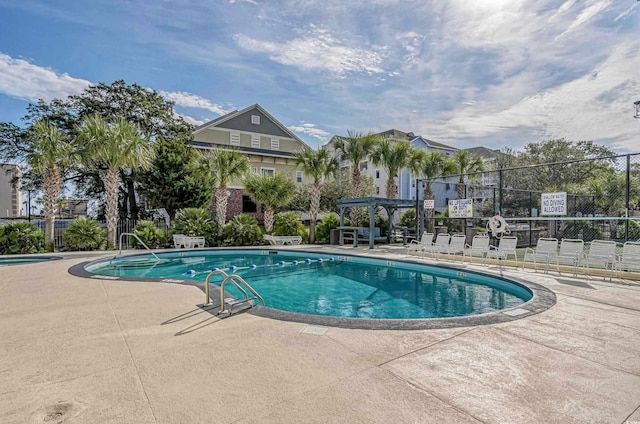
[541, 192, 567, 216]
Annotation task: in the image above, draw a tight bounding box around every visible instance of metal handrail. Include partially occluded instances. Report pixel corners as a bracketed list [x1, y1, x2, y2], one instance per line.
[118, 232, 160, 261]
[204, 269, 264, 313]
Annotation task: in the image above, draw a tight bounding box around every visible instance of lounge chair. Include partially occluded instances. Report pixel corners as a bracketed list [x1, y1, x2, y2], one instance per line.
[263, 235, 302, 245]
[486, 236, 519, 267]
[406, 232, 434, 253]
[615, 241, 640, 275]
[424, 233, 451, 259]
[580, 240, 617, 281]
[554, 238, 584, 276]
[463, 234, 490, 262]
[523, 237, 558, 273]
[439, 234, 466, 261]
[173, 234, 187, 249]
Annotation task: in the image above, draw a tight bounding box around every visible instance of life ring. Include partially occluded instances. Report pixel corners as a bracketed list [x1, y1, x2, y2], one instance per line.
[487, 215, 509, 237]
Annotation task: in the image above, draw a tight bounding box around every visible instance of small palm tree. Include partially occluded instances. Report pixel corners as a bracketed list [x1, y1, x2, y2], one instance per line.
[207, 149, 250, 235]
[453, 150, 484, 199]
[333, 131, 380, 223]
[27, 120, 76, 251]
[294, 147, 338, 243]
[370, 138, 414, 198]
[415, 151, 457, 231]
[78, 115, 154, 248]
[244, 173, 296, 234]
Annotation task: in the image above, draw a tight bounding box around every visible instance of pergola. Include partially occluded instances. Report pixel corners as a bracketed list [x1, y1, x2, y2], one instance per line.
[337, 197, 416, 249]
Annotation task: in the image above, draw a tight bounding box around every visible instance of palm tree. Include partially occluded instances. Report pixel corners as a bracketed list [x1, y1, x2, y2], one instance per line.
[453, 150, 484, 199]
[370, 138, 414, 198]
[27, 120, 76, 251]
[207, 148, 249, 235]
[415, 151, 457, 232]
[333, 131, 380, 223]
[78, 115, 154, 248]
[244, 173, 296, 234]
[294, 147, 338, 243]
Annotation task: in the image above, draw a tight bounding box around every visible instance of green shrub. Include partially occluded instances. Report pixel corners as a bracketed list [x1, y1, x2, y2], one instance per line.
[400, 209, 416, 229]
[315, 213, 340, 243]
[173, 208, 218, 247]
[222, 214, 262, 246]
[0, 222, 45, 254]
[132, 220, 167, 249]
[273, 212, 306, 239]
[63, 218, 107, 251]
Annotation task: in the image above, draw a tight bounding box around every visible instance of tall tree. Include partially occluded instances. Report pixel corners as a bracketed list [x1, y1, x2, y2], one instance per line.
[1, 80, 193, 220]
[68, 80, 193, 219]
[136, 138, 214, 220]
[207, 149, 250, 235]
[294, 147, 339, 243]
[78, 115, 154, 248]
[370, 138, 414, 198]
[26, 120, 76, 251]
[452, 150, 484, 199]
[333, 131, 380, 223]
[244, 173, 296, 234]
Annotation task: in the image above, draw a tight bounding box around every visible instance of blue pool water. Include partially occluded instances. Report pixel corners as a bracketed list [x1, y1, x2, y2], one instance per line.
[86, 250, 532, 319]
[0, 257, 58, 266]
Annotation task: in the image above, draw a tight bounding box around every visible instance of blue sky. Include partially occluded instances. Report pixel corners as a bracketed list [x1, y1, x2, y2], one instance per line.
[0, 0, 638, 152]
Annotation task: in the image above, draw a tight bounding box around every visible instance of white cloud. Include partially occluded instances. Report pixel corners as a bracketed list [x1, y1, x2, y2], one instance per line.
[177, 113, 205, 126]
[0, 52, 90, 102]
[235, 26, 386, 77]
[159, 91, 233, 115]
[288, 122, 331, 141]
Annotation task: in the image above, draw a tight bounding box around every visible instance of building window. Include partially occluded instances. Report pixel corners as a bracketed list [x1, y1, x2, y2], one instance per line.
[296, 171, 303, 183]
[230, 132, 240, 146]
[375, 170, 380, 179]
[360, 161, 368, 172]
[251, 134, 260, 148]
[376, 187, 380, 194]
[261, 168, 275, 177]
[242, 195, 257, 213]
[252, 167, 258, 174]
[270, 138, 279, 150]
[251, 115, 260, 125]
[445, 183, 450, 190]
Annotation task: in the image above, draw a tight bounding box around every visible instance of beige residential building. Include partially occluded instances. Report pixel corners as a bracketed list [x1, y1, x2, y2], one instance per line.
[191, 104, 310, 220]
[0, 164, 22, 217]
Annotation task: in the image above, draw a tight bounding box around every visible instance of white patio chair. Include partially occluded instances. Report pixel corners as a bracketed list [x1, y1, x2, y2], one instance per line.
[615, 241, 640, 275]
[580, 240, 617, 281]
[463, 234, 490, 262]
[406, 232, 434, 253]
[554, 238, 584, 276]
[424, 233, 451, 259]
[523, 237, 558, 273]
[486, 236, 519, 267]
[436, 234, 466, 261]
[173, 234, 187, 249]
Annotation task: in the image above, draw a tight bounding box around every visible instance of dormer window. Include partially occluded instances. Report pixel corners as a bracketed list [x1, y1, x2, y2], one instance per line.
[251, 115, 260, 125]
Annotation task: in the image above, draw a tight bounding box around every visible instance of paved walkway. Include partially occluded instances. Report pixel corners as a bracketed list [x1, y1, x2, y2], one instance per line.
[1, 246, 639, 423]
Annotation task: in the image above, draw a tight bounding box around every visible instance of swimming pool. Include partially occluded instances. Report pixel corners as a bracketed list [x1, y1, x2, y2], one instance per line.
[82, 249, 546, 326]
[0, 256, 61, 266]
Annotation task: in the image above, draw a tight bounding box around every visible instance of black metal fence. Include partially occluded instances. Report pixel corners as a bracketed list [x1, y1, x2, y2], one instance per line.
[32, 218, 170, 250]
[418, 153, 640, 247]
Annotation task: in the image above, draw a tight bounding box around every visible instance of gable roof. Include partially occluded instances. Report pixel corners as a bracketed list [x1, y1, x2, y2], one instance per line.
[194, 104, 308, 146]
[375, 129, 457, 151]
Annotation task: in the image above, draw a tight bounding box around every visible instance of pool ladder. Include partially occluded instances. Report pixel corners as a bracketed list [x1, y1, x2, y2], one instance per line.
[204, 269, 264, 315]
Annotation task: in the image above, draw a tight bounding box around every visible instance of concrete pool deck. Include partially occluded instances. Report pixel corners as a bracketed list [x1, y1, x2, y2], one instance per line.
[1, 245, 640, 423]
